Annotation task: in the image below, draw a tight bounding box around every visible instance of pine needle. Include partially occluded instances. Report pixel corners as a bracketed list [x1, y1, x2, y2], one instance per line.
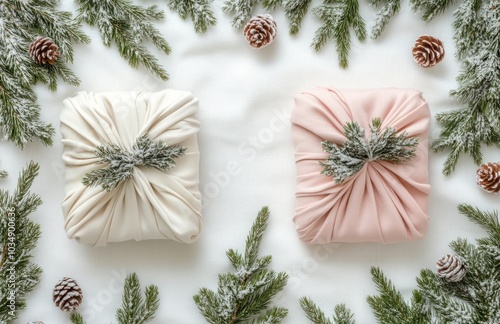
[116, 273, 160, 324]
[70, 312, 86, 324]
[194, 207, 289, 323]
[410, 0, 458, 22]
[311, 0, 367, 69]
[168, 0, 217, 33]
[370, 0, 402, 39]
[76, 0, 171, 81]
[300, 297, 334, 324]
[284, 0, 314, 36]
[300, 297, 355, 323]
[223, 0, 259, 29]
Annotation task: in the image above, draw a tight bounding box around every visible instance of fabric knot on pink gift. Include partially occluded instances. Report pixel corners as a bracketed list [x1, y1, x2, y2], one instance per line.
[291, 87, 431, 244]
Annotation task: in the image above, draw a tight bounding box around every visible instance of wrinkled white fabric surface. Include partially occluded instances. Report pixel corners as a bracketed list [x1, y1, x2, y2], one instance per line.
[2, 1, 497, 323]
[61, 89, 202, 246]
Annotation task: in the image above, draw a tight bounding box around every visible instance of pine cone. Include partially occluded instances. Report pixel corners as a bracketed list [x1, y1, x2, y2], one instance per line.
[53, 277, 83, 311]
[412, 35, 445, 68]
[436, 254, 466, 282]
[477, 162, 500, 193]
[243, 14, 277, 48]
[28, 322, 44, 324]
[29, 36, 60, 65]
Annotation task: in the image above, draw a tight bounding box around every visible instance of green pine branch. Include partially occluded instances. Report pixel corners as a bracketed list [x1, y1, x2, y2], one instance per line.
[70, 312, 86, 324]
[167, 0, 217, 33]
[370, 0, 402, 39]
[312, 0, 367, 69]
[431, 1, 500, 174]
[223, 0, 260, 28]
[0, 0, 88, 147]
[116, 273, 160, 324]
[262, 0, 282, 10]
[194, 207, 289, 323]
[300, 297, 355, 324]
[367, 267, 432, 324]
[320, 118, 419, 183]
[432, 109, 500, 175]
[82, 135, 186, 191]
[0, 162, 43, 322]
[69, 273, 159, 324]
[367, 204, 500, 323]
[283, 0, 313, 35]
[410, 0, 458, 22]
[76, 0, 171, 81]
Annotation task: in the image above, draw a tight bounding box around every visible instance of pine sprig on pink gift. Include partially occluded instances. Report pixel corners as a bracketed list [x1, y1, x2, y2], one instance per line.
[320, 118, 419, 183]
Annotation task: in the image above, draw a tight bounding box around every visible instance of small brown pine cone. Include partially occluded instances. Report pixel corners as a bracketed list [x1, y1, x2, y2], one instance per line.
[412, 35, 445, 68]
[53, 277, 83, 312]
[29, 36, 60, 65]
[436, 254, 466, 282]
[477, 162, 500, 193]
[243, 14, 277, 48]
[28, 322, 44, 324]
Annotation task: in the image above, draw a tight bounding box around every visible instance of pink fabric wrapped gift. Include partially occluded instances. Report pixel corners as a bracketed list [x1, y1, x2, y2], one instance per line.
[291, 87, 431, 244]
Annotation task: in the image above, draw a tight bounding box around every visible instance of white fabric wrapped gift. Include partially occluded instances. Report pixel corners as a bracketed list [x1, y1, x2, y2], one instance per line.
[61, 89, 202, 246]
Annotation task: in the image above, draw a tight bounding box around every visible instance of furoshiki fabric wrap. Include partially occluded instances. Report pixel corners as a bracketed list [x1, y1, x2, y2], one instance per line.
[291, 87, 431, 244]
[61, 89, 202, 246]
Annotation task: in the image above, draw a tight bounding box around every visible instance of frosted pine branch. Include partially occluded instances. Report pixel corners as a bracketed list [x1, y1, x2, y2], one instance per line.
[320, 118, 419, 183]
[116, 273, 160, 324]
[76, 0, 171, 80]
[300, 297, 355, 324]
[0, 170, 6, 179]
[82, 135, 186, 191]
[300, 297, 334, 324]
[281, 0, 312, 35]
[367, 267, 433, 323]
[370, 0, 401, 39]
[410, 0, 458, 22]
[262, 0, 282, 11]
[367, 204, 500, 323]
[223, 0, 259, 28]
[70, 312, 86, 324]
[0, 0, 88, 147]
[0, 162, 43, 321]
[431, 1, 500, 174]
[194, 207, 289, 323]
[168, 0, 217, 33]
[311, 0, 367, 68]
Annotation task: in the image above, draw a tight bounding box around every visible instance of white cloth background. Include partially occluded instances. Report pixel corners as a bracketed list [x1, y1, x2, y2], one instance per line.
[2, 1, 497, 323]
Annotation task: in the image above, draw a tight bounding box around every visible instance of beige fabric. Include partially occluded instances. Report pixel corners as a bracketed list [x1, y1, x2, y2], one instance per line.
[61, 89, 202, 246]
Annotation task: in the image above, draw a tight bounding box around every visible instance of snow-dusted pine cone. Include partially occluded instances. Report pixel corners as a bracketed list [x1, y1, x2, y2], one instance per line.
[53, 277, 83, 311]
[436, 254, 466, 282]
[27, 322, 44, 324]
[476, 162, 500, 193]
[29, 36, 60, 65]
[243, 14, 277, 48]
[412, 35, 445, 68]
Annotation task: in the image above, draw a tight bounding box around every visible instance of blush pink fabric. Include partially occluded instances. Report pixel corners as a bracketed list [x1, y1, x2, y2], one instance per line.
[291, 87, 431, 244]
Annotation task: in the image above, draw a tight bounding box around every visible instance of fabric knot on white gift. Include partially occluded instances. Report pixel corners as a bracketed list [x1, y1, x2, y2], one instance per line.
[61, 89, 202, 246]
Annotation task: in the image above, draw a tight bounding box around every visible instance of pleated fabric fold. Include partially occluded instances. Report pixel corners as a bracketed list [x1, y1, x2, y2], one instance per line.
[291, 87, 431, 244]
[61, 89, 202, 246]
